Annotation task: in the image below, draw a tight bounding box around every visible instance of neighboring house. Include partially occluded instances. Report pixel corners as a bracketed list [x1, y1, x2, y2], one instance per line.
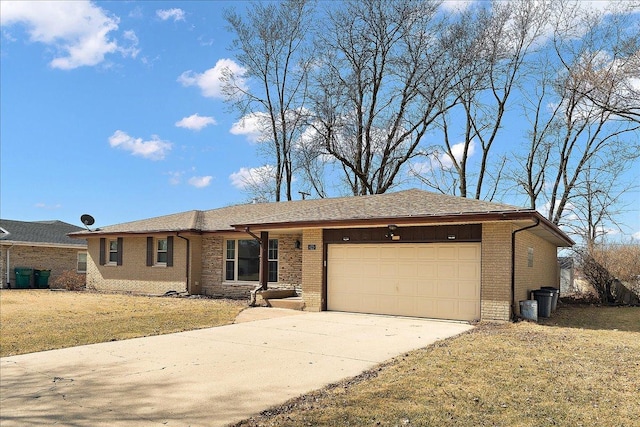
[0, 219, 88, 289]
[68, 189, 573, 322]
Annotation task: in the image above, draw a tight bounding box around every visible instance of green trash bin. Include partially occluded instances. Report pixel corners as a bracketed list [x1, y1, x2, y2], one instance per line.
[14, 268, 33, 289]
[34, 269, 51, 289]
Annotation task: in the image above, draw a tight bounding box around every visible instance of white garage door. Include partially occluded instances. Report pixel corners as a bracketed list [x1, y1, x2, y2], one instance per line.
[327, 243, 481, 321]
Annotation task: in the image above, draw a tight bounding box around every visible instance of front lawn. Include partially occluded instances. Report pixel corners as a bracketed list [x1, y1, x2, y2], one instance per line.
[0, 290, 245, 357]
[234, 305, 640, 427]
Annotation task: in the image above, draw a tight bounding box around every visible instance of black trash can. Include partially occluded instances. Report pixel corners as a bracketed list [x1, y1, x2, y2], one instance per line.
[532, 289, 554, 318]
[541, 286, 559, 311]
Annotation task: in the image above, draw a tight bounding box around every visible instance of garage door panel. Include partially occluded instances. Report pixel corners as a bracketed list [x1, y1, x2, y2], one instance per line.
[416, 246, 437, 260]
[437, 281, 458, 298]
[437, 263, 457, 279]
[435, 299, 457, 318]
[417, 263, 437, 276]
[459, 300, 480, 319]
[437, 246, 457, 260]
[458, 281, 480, 299]
[459, 264, 480, 281]
[328, 243, 481, 321]
[416, 279, 437, 297]
[459, 245, 480, 260]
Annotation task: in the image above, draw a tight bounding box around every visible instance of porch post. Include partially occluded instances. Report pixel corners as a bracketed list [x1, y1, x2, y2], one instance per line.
[260, 231, 269, 290]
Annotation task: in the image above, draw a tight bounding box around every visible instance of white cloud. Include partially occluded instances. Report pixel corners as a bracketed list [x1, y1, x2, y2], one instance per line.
[35, 202, 62, 210]
[0, 0, 127, 69]
[188, 176, 212, 188]
[229, 166, 276, 190]
[120, 30, 140, 59]
[167, 171, 184, 185]
[633, 231, 640, 240]
[229, 112, 270, 143]
[439, 0, 476, 13]
[156, 8, 186, 22]
[410, 140, 476, 176]
[448, 140, 475, 168]
[178, 58, 247, 99]
[175, 113, 217, 131]
[108, 130, 172, 160]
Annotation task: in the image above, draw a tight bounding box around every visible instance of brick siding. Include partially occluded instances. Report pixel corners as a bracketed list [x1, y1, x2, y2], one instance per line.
[481, 222, 513, 321]
[1, 245, 85, 289]
[301, 228, 323, 311]
[86, 236, 187, 295]
[514, 229, 559, 313]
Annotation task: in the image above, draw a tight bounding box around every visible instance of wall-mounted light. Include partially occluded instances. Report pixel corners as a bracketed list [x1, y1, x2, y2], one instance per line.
[342, 236, 350, 241]
[295, 240, 301, 249]
[385, 224, 399, 239]
[447, 235, 456, 240]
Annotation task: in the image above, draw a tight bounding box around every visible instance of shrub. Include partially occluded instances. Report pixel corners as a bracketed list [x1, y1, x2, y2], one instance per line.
[51, 270, 86, 291]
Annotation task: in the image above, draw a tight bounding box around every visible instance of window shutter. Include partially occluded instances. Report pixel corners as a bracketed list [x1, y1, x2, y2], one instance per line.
[167, 236, 174, 267]
[99, 238, 106, 265]
[117, 237, 123, 266]
[146, 237, 153, 266]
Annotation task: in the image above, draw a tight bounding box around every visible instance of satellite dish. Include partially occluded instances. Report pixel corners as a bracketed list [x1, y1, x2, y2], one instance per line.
[81, 214, 95, 231]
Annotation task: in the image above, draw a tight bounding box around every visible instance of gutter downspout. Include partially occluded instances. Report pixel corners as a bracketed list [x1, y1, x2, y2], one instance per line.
[177, 234, 190, 294]
[5, 244, 14, 289]
[511, 217, 540, 321]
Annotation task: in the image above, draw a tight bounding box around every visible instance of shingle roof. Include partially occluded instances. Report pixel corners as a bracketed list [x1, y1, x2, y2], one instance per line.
[69, 189, 527, 235]
[0, 219, 87, 247]
[234, 188, 525, 227]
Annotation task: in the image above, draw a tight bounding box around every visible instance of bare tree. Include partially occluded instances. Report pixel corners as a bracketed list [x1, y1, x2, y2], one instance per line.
[516, 1, 640, 228]
[305, 0, 455, 196]
[223, 0, 314, 201]
[563, 160, 637, 247]
[417, 0, 552, 200]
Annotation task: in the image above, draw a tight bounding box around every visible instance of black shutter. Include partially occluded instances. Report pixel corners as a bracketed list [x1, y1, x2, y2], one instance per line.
[99, 238, 106, 265]
[146, 237, 154, 266]
[117, 237, 123, 266]
[167, 236, 174, 267]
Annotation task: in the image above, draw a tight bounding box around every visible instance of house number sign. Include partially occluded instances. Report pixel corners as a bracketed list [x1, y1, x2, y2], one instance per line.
[307, 244, 316, 250]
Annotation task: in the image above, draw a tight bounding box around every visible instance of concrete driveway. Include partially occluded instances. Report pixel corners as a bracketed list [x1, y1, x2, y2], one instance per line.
[0, 309, 473, 427]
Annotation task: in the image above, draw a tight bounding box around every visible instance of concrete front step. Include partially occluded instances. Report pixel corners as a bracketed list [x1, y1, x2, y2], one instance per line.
[267, 297, 305, 311]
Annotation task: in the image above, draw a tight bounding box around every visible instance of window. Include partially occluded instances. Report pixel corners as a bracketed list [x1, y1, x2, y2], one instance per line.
[268, 239, 278, 282]
[100, 237, 122, 266]
[224, 239, 278, 282]
[108, 239, 118, 264]
[146, 236, 173, 267]
[156, 238, 168, 265]
[77, 252, 87, 273]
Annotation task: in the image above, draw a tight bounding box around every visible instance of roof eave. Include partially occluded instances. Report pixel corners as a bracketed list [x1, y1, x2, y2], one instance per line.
[0, 240, 87, 249]
[233, 210, 575, 247]
[67, 229, 202, 238]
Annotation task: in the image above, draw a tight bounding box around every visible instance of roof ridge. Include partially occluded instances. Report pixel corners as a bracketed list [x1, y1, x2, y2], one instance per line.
[191, 210, 205, 230]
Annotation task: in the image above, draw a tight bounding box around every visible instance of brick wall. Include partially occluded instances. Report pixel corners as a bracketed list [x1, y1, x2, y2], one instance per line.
[189, 235, 203, 295]
[480, 222, 561, 321]
[1, 244, 85, 289]
[86, 235, 187, 295]
[514, 228, 559, 313]
[481, 223, 513, 321]
[301, 228, 323, 312]
[200, 232, 303, 299]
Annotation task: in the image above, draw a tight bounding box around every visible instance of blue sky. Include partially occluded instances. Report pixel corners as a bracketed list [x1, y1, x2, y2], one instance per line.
[1, 1, 639, 240]
[1, 1, 261, 227]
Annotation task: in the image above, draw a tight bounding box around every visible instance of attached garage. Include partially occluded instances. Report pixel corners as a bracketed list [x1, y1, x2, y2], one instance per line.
[327, 243, 481, 321]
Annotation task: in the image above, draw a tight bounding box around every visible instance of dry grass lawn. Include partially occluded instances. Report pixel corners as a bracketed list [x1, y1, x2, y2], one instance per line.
[0, 290, 245, 357]
[235, 305, 640, 427]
